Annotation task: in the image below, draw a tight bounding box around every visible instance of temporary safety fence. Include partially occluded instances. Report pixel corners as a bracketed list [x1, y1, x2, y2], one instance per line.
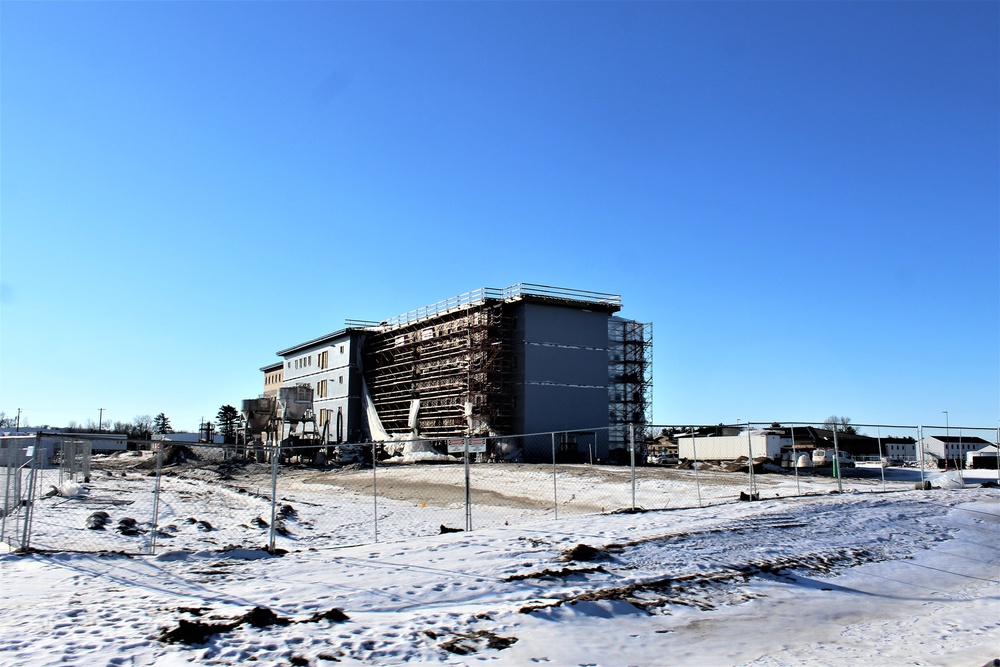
[2, 422, 997, 554]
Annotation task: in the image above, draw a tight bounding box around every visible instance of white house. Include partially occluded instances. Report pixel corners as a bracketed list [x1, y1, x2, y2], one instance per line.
[920, 435, 993, 468]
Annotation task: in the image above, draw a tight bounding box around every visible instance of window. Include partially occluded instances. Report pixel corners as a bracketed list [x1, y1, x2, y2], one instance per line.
[319, 351, 328, 369]
[339, 375, 344, 384]
[340, 345, 344, 354]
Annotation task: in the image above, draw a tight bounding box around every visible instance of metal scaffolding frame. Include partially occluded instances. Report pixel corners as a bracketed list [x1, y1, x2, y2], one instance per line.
[608, 318, 653, 450]
[362, 298, 515, 440]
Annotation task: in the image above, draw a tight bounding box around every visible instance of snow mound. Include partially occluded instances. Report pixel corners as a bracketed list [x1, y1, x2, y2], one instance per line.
[59, 481, 87, 497]
[929, 471, 966, 490]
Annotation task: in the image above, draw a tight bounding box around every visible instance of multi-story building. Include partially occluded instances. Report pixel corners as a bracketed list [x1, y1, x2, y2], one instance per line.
[261, 362, 283, 399]
[920, 435, 994, 468]
[259, 283, 651, 462]
[269, 330, 366, 443]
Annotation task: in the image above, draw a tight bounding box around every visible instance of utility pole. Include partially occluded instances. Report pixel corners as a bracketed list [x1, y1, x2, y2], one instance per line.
[98, 408, 104, 433]
[15, 408, 21, 434]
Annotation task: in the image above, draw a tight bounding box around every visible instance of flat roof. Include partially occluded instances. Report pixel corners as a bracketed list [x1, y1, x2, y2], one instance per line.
[270, 283, 624, 363]
[365, 283, 621, 331]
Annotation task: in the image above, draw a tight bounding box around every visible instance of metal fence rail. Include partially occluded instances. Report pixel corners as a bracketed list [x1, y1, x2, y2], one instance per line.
[2, 422, 997, 554]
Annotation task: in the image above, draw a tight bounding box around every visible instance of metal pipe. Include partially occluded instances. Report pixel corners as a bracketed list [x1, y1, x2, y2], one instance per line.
[268, 438, 280, 552]
[373, 442, 379, 543]
[877, 426, 886, 492]
[832, 426, 843, 493]
[551, 432, 558, 520]
[791, 425, 801, 496]
[629, 424, 636, 511]
[20, 434, 41, 552]
[692, 428, 703, 507]
[917, 426, 926, 487]
[149, 442, 164, 555]
[464, 438, 472, 531]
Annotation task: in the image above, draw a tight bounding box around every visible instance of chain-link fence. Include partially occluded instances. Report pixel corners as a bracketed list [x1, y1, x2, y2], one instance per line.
[3, 422, 998, 554]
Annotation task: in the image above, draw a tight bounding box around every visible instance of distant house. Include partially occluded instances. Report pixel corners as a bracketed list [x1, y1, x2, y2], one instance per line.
[768, 426, 917, 461]
[921, 435, 994, 469]
[647, 434, 678, 460]
[0, 431, 130, 467]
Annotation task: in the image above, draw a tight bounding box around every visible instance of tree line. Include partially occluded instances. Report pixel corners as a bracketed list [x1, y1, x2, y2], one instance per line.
[0, 408, 242, 443]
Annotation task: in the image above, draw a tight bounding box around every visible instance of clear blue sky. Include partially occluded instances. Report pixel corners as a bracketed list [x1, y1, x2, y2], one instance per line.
[2, 2, 997, 433]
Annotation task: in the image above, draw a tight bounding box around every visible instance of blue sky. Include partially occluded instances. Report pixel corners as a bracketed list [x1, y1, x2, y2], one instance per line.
[2, 2, 997, 433]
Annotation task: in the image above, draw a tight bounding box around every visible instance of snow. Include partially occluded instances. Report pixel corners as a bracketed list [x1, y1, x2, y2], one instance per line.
[1, 462, 998, 666]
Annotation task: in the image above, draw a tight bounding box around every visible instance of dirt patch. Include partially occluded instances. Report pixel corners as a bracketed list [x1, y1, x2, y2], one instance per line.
[300, 472, 562, 511]
[503, 565, 607, 582]
[560, 543, 610, 562]
[159, 605, 348, 645]
[440, 629, 518, 655]
[517, 547, 882, 615]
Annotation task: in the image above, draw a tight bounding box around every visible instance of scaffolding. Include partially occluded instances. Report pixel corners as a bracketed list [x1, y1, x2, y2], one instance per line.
[608, 317, 653, 450]
[362, 298, 514, 440]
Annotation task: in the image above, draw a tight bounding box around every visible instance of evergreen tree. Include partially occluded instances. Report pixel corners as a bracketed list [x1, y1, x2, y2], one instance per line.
[216, 405, 240, 444]
[153, 413, 173, 435]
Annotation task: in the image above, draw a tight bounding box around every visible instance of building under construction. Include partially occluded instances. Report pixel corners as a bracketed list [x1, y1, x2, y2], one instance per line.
[260, 283, 651, 461]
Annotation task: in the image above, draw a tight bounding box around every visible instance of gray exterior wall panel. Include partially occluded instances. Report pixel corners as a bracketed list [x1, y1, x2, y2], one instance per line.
[522, 345, 608, 387]
[520, 302, 609, 348]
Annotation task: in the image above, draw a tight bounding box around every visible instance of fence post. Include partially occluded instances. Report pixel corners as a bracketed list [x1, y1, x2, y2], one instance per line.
[372, 442, 379, 543]
[746, 425, 756, 498]
[1, 437, 21, 545]
[464, 437, 472, 532]
[876, 426, 886, 492]
[917, 426, 926, 488]
[149, 442, 164, 555]
[692, 428, 703, 507]
[19, 434, 41, 552]
[629, 424, 636, 511]
[832, 427, 843, 493]
[791, 425, 801, 496]
[551, 432, 558, 520]
[268, 439, 280, 552]
[957, 429, 966, 485]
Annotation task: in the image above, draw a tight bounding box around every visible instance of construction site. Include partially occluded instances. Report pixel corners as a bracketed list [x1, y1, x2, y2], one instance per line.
[252, 283, 652, 462]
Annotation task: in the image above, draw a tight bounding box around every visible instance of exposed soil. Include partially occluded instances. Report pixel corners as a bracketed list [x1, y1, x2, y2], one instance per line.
[159, 605, 349, 645]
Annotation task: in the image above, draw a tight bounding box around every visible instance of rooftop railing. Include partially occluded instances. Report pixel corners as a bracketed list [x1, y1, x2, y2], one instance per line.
[364, 283, 622, 331]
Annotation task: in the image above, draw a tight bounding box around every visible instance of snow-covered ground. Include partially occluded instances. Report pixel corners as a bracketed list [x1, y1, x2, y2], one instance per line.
[1, 459, 998, 666]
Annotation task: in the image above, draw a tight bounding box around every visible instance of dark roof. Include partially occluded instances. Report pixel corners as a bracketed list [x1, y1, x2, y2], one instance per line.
[260, 361, 283, 372]
[275, 327, 362, 357]
[927, 435, 993, 445]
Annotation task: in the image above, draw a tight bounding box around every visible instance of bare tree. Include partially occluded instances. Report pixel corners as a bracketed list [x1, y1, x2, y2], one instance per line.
[132, 415, 154, 440]
[824, 415, 858, 435]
